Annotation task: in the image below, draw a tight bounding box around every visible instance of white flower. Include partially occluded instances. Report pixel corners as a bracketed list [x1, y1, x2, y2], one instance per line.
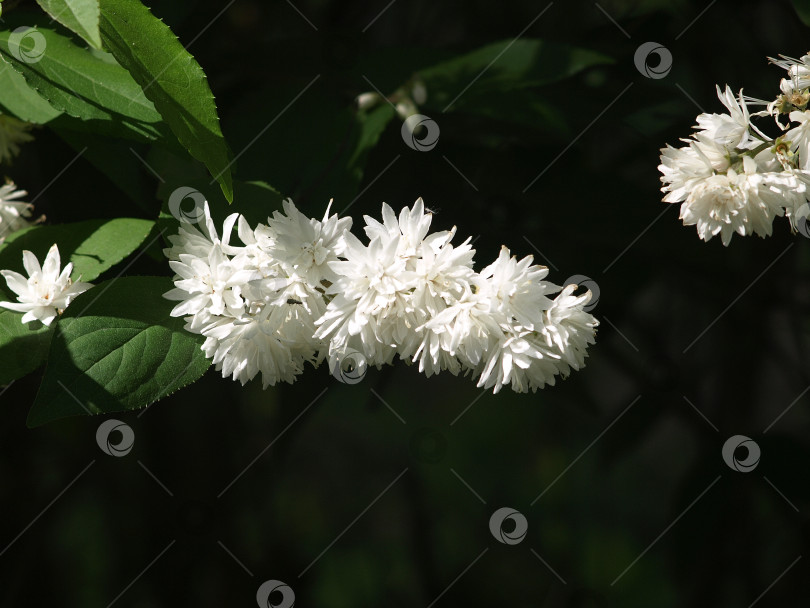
[770, 54, 810, 95]
[266, 198, 352, 285]
[0, 182, 34, 239]
[677, 156, 787, 245]
[163, 203, 232, 261]
[164, 247, 257, 322]
[316, 228, 419, 367]
[315, 198, 477, 368]
[475, 246, 558, 330]
[198, 316, 303, 388]
[476, 328, 562, 394]
[695, 85, 759, 149]
[472, 250, 598, 393]
[0, 244, 93, 325]
[659, 139, 729, 205]
[0, 115, 34, 164]
[542, 284, 599, 374]
[415, 284, 498, 378]
[786, 110, 810, 170]
[363, 197, 433, 258]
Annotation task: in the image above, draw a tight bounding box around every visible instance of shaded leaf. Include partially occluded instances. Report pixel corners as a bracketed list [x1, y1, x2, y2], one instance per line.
[0, 218, 155, 282]
[0, 308, 53, 385]
[0, 55, 62, 123]
[28, 276, 210, 425]
[418, 38, 613, 113]
[0, 19, 164, 141]
[98, 0, 234, 201]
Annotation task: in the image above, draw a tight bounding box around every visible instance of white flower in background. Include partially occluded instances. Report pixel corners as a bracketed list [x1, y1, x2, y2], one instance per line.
[0, 182, 34, 238]
[769, 54, 810, 95]
[658, 57, 810, 245]
[0, 115, 34, 164]
[0, 244, 93, 325]
[166, 198, 598, 392]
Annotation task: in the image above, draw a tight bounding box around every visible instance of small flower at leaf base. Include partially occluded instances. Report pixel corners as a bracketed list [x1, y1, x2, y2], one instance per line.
[0, 244, 93, 326]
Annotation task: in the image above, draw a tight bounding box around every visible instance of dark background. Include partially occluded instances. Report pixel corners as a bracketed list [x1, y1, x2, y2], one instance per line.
[2, 0, 810, 605]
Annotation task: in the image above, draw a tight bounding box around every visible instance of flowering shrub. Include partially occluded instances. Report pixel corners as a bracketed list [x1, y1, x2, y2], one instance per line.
[0, 0, 603, 425]
[659, 54, 810, 244]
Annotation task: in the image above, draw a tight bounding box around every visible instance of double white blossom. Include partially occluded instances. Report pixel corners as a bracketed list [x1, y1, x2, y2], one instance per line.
[0, 244, 93, 325]
[659, 61, 810, 245]
[164, 200, 350, 388]
[165, 198, 598, 393]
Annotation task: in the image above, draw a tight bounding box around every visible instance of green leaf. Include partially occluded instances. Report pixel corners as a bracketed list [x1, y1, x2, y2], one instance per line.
[0, 218, 155, 282]
[98, 0, 234, 201]
[28, 276, 210, 425]
[0, 21, 164, 141]
[0, 56, 62, 123]
[418, 38, 613, 113]
[0, 309, 53, 384]
[35, 0, 102, 49]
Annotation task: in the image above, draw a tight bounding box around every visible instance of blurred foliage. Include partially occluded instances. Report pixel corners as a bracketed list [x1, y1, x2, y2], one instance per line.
[1, 0, 810, 606]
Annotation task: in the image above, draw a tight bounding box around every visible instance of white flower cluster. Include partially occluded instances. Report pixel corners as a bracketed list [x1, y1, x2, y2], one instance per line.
[164, 198, 598, 393]
[658, 54, 810, 245]
[0, 244, 93, 326]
